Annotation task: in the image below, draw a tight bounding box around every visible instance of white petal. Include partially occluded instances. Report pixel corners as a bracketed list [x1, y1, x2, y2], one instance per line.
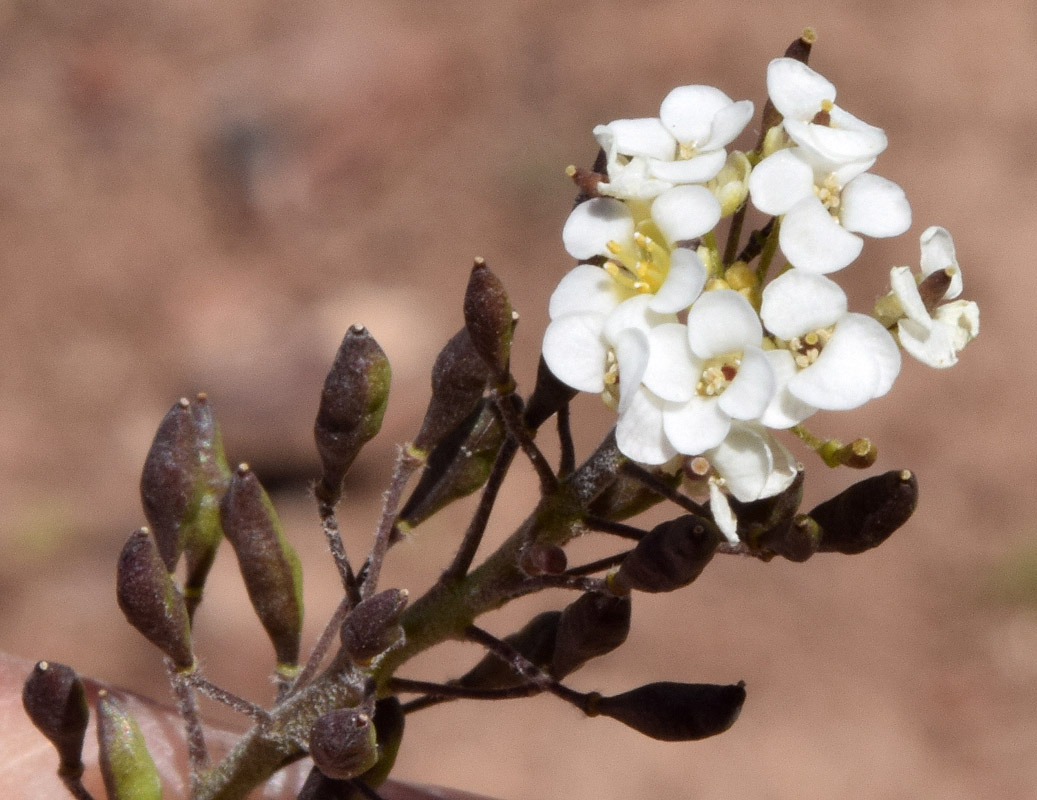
[759, 350, 817, 429]
[562, 198, 634, 260]
[616, 388, 677, 465]
[663, 395, 731, 454]
[717, 345, 775, 420]
[659, 85, 734, 145]
[779, 196, 864, 273]
[784, 115, 887, 164]
[541, 314, 608, 393]
[548, 264, 627, 319]
[919, 226, 962, 298]
[649, 247, 707, 313]
[648, 150, 727, 183]
[643, 323, 699, 402]
[595, 118, 676, 161]
[708, 479, 740, 543]
[898, 316, 958, 369]
[760, 269, 847, 339]
[934, 300, 979, 350]
[888, 265, 930, 327]
[789, 313, 900, 409]
[766, 58, 835, 121]
[603, 294, 672, 343]
[650, 185, 722, 244]
[686, 289, 762, 359]
[839, 173, 911, 238]
[709, 423, 797, 502]
[614, 328, 650, 415]
[748, 149, 815, 215]
[704, 100, 755, 150]
[598, 156, 674, 201]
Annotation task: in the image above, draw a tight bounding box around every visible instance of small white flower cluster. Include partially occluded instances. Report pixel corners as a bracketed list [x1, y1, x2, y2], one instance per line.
[543, 55, 979, 540]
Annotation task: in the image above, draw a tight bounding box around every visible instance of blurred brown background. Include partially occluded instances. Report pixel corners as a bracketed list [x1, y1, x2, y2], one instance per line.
[1, 1, 1034, 798]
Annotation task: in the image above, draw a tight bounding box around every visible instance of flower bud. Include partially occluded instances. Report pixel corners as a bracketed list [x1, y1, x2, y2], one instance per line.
[550, 592, 630, 680]
[586, 465, 677, 521]
[116, 528, 194, 669]
[457, 611, 561, 690]
[220, 464, 304, 668]
[340, 589, 408, 665]
[314, 325, 392, 505]
[522, 355, 578, 430]
[611, 515, 721, 594]
[463, 257, 513, 381]
[97, 690, 163, 800]
[399, 399, 503, 530]
[726, 470, 813, 561]
[810, 469, 919, 555]
[590, 681, 746, 741]
[520, 542, 568, 576]
[22, 660, 89, 780]
[309, 708, 379, 781]
[412, 328, 492, 455]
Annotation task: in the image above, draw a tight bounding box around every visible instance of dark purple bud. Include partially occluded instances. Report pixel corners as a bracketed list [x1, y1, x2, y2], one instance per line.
[590, 681, 746, 741]
[340, 589, 409, 665]
[399, 400, 503, 531]
[96, 690, 162, 800]
[139, 398, 195, 570]
[463, 257, 513, 381]
[22, 660, 89, 779]
[314, 325, 392, 505]
[520, 542, 568, 576]
[522, 356, 578, 430]
[726, 470, 812, 561]
[811, 469, 919, 555]
[457, 611, 561, 690]
[116, 528, 194, 669]
[550, 592, 630, 680]
[612, 515, 720, 594]
[760, 514, 822, 563]
[220, 464, 304, 667]
[413, 328, 492, 455]
[309, 708, 379, 781]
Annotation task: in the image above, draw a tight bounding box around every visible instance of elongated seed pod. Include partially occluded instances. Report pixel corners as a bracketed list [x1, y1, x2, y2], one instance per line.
[463, 258, 513, 381]
[810, 469, 919, 555]
[590, 681, 746, 741]
[22, 660, 89, 780]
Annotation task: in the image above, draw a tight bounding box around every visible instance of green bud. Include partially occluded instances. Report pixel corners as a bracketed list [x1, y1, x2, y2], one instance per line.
[339, 589, 409, 665]
[550, 592, 630, 680]
[462, 257, 513, 381]
[590, 681, 746, 742]
[97, 690, 163, 800]
[116, 528, 194, 669]
[522, 356, 578, 430]
[810, 469, 919, 555]
[457, 611, 561, 690]
[612, 515, 720, 594]
[22, 660, 89, 780]
[314, 324, 392, 505]
[220, 464, 304, 668]
[412, 328, 492, 455]
[399, 399, 503, 530]
[309, 708, 379, 781]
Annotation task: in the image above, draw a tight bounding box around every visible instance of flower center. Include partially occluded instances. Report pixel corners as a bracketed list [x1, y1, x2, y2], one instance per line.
[814, 173, 842, 216]
[601, 350, 621, 410]
[602, 228, 671, 295]
[810, 99, 834, 127]
[788, 327, 834, 368]
[697, 354, 741, 397]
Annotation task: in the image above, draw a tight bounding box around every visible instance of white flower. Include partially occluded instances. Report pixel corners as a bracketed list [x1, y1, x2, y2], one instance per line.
[594, 85, 754, 200]
[766, 57, 887, 164]
[759, 269, 901, 424]
[880, 226, 979, 368]
[749, 147, 911, 273]
[615, 290, 777, 464]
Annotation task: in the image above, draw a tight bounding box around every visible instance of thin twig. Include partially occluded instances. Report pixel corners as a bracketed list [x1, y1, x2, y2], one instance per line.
[361, 445, 422, 599]
[518, 573, 609, 594]
[59, 777, 95, 800]
[165, 660, 208, 781]
[723, 202, 747, 266]
[736, 216, 775, 265]
[564, 551, 630, 578]
[317, 501, 361, 605]
[557, 402, 576, 477]
[288, 593, 355, 696]
[493, 388, 559, 494]
[389, 677, 543, 701]
[184, 672, 270, 724]
[619, 462, 705, 515]
[582, 515, 645, 540]
[439, 437, 519, 584]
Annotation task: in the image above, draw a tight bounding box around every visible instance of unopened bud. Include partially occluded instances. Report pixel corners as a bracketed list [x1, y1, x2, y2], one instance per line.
[587, 465, 677, 521]
[309, 708, 379, 781]
[520, 542, 568, 576]
[314, 325, 391, 504]
[340, 589, 408, 665]
[360, 697, 406, 788]
[220, 465, 304, 668]
[22, 661, 89, 780]
[139, 398, 194, 570]
[590, 680, 746, 741]
[413, 328, 492, 454]
[550, 592, 630, 680]
[463, 258, 513, 381]
[522, 355, 579, 430]
[97, 690, 162, 800]
[819, 437, 878, 469]
[116, 528, 194, 669]
[457, 611, 561, 690]
[611, 515, 720, 594]
[727, 470, 810, 560]
[811, 469, 919, 555]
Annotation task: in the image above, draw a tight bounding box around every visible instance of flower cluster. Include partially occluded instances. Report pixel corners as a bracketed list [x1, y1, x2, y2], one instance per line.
[543, 52, 979, 539]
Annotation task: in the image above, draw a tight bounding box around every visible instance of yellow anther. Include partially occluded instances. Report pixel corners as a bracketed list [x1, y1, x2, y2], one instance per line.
[705, 277, 731, 292]
[565, 164, 577, 177]
[804, 331, 819, 346]
[724, 262, 757, 291]
[606, 240, 623, 255]
[820, 99, 834, 113]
